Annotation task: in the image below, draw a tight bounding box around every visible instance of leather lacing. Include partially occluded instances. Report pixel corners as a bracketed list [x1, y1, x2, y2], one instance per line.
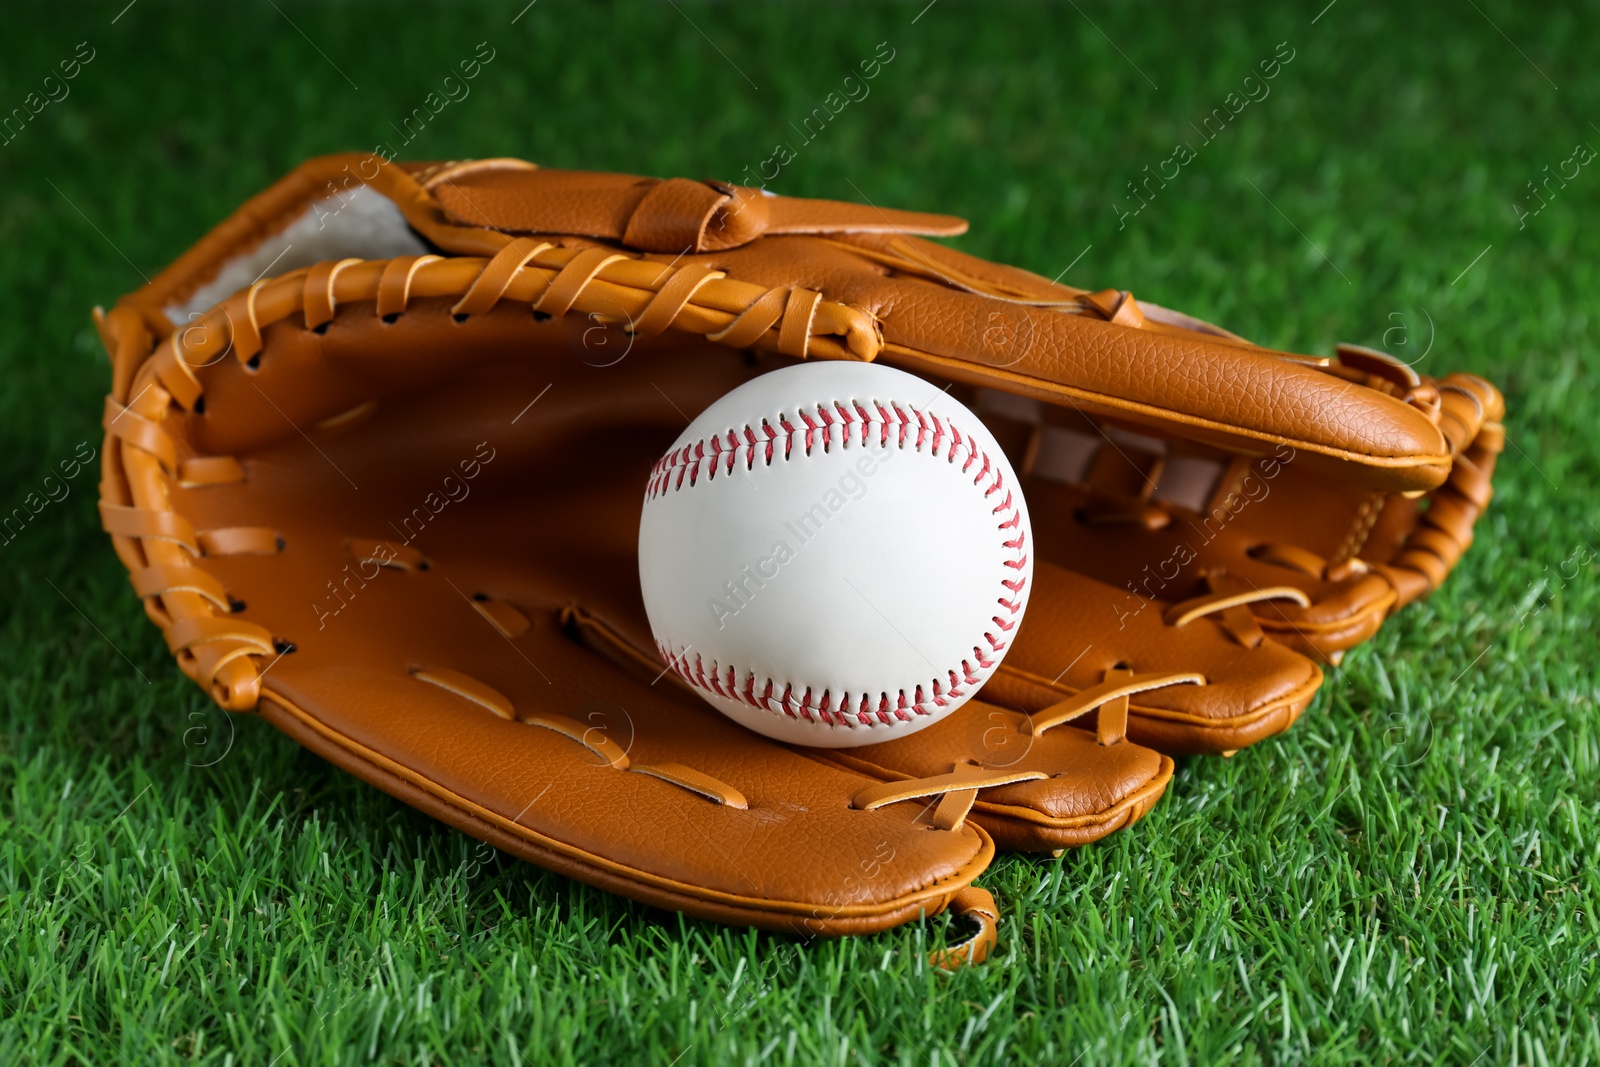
[562, 604, 1195, 827]
[973, 365, 1503, 643]
[561, 606, 1041, 823]
[1163, 578, 1312, 649]
[96, 243, 885, 710]
[851, 763, 1046, 832]
[1319, 348, 1505, 596]
[579, 604, 1207, 965]
[1025, 666, 1204, 744]
[405, 598, 1004, 965]
[409, 635, 1001, 967]
[140, 239, 881, 414]
[410, 663, 752, 809]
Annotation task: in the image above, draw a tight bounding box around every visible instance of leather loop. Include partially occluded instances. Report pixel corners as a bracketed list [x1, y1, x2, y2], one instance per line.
[1081, 289, 1147, 328]
[452, 238, 552, 317]
[1446, 452, 1493, 510]
[707, 286, 790, 350]
[163, 613, 274, 657]
[1404, 384, 1443, 424]
[412, 667, 516, 720]
[622, 177, 729, 254]
[777, 288, 823, 358]
[1408, 527, 1465, 564]
[1420, 492, 1476, 543]
[302, 258, 364, 330]
[1437, 385, 1486, 451]
[201, 652, 263, 712]
[535, 247, 629, 318]
[1031, 671, 1205, 738]
[702, 182, 772, 250]
[631, 763, 749, 809]
[1095, 666, 1133, 745]
[173, 310, 230, 368]
[1165, 585, 1311, 629]
[150, 337, 204, 411]
[99, 501, 199, 555]
[130, 561, 231, 610]
[524, 713, 632, 770]
[377, 254, 443, 318]
[1335, 342, 1423, 390]
[103, 397, 177, 472]
[1392, 547, 1451, 588]
[929, 886, 1000, 970]
[231, 282, 267, 362]
[1219, 603, 1266, 649]
[177, 456, 245, 487]
[629, 263, 725, 338]
[851, 764, 1045, 811]
[197, 527, 281, 556]
[1420, 524, 1465, 559]
[1111, 294, 1146, 328]
[931, 787, 980, 832]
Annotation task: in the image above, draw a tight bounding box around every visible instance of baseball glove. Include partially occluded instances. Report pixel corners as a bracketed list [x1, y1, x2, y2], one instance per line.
[93, 155, 1489, 941]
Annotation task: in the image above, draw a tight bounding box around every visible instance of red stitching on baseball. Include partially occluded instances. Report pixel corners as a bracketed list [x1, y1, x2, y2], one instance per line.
[648, 396, 1028, 731]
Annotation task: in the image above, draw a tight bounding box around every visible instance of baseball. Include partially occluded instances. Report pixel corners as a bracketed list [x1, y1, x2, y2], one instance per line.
[639, 362, 1033, 747]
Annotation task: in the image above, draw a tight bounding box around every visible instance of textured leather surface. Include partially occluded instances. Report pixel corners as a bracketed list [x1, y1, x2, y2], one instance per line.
[989, 563, 1322, 755]
[964, 337, 1504, 664]
[424, 161, 970, 253]
[369, 156, 1451, 489]
[117, 332, 1000, 934]
[93, 155, 1499, 926]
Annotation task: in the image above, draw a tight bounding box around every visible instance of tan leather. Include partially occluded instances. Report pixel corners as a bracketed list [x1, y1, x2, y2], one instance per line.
[969, 334, 1505, 664]
[420, 159, 969, 253]
[130, 154, 1455, 491]
[92, 154, 1486, 913]
[103, 328, 1012, 937]
[988, 564, 1323, 755]
[564, 595, 1182, 846]
[930, 886, 1000, 968]
[99, 251, 1180, 867]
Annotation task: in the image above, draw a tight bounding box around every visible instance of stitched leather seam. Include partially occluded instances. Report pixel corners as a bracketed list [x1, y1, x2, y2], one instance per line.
[652, 401, 1027, 731]
[1334, 493, 1384, 562]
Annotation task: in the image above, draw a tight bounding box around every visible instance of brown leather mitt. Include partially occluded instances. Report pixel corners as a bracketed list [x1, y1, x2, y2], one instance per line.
[970, 338, 1505, 665]
[93, 154, 1475, 919]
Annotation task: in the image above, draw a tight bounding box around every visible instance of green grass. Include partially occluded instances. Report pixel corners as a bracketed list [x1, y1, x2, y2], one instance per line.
[2, 1, 1597, 1062]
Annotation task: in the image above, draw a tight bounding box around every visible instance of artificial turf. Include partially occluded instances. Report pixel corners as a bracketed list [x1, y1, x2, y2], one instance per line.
[2, 1, 1596, 1063]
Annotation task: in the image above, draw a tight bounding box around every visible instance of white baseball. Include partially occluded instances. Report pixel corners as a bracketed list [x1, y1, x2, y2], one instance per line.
[638, 362, 1032, 748]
